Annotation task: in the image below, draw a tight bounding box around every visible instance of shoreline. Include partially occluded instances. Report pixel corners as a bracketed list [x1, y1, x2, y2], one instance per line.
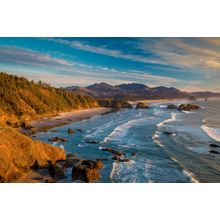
[28, 98, 205, 132]
[29, 107, 113, 131]
[128, 98, 188, 106]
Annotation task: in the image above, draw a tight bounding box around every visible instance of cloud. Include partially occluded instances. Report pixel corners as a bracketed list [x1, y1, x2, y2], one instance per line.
[140, 38, 220, 71]
[0, 39, 218, 92]
[46, 38, 166, 65]
[0, 45, 73, 68]
[0, 45, 190, 88]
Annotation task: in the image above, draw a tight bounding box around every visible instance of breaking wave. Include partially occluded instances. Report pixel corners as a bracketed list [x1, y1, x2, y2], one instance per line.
[201, 125, 220, 142]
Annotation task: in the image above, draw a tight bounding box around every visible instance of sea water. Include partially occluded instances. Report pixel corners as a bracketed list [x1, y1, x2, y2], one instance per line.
[33, 99, 220, 183]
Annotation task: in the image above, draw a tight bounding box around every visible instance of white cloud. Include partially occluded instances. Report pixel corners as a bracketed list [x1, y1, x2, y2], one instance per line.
[46, 38, 166, 65]
[0, 45, 73, 67]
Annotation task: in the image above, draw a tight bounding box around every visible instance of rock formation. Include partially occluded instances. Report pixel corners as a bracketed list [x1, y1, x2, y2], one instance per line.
[136, 102, 149, 109]
[71, 159, 103, 182]
[178, 104, 200, 111]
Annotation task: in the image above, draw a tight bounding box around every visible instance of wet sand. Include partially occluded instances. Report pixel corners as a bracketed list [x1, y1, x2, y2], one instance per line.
[30, 107, 112, 130]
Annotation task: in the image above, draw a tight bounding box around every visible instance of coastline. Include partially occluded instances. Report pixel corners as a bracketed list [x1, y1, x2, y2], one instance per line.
[128, 98, 188, 106]
[29, 107, 113, 131]
[28, 98, 193, 132]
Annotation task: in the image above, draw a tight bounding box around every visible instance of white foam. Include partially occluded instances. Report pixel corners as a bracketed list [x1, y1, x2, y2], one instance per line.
[182, 110, 193, 114]
[201, 125, 220, 142]
[157, 112, 177, 128]
[183, 170, 200, 183]
[153, 109, 164, 116]
[103, 117, 150, 143]
[110, 162, 119, 179]
[152, 132, 165, 147]
[171, 157, 178, 163]
[159, 104, 167, 109]
[60, 144, 64, 149]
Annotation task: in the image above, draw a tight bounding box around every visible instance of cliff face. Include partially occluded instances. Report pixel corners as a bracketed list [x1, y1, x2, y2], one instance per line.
[0, 126, 66, 182]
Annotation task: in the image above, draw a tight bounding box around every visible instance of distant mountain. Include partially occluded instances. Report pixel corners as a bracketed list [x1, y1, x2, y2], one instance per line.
[65, 82, 220, 100]
[190, 91, 220, 98]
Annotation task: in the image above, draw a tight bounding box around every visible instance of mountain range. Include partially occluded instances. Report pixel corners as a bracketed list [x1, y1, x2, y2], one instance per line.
[65, 82, 220, 100]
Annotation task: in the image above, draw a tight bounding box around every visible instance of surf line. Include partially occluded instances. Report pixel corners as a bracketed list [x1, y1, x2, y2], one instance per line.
[157, 112, 177, 128]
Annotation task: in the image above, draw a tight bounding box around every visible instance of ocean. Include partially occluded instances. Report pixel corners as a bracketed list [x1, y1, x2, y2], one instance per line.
[33, 99, 220, 183]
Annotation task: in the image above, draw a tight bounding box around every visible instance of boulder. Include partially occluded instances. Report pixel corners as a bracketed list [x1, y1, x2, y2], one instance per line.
[65, 159, 77, 167]
[136, 102, 149, 109]
[131, 152, 137, 157]
[48, 137, 68, 142]
[112, 156, 130, 162]
[178, 104, 200, 111]
[48, 162, 65, 180]
[85, 140, 99, 144]
[167, 104, 178, 109]
[100, 147, 117, 154]
[67, 128, 74, 134]
[66, 153, 77, 159]
[210, 150, 220, 155]
[71, 159, 103, 183]
[163, 131, 173, 135]
[120, 159, 130, 163]
[112, 155, 121, 160]
[209, 144, 220, 148]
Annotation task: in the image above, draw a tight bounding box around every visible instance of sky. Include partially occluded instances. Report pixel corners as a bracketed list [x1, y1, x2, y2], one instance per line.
[0, 37, 220, 92]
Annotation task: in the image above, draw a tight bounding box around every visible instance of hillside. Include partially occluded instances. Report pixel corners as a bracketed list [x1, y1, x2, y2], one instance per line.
[0, 125, 66, 182]
[0, 72, 98, 126]
[66, 82, 220, 100]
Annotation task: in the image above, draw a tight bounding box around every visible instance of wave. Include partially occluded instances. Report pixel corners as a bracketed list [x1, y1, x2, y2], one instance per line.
[159, 104, 167, 109]
[183, 170, 200, 183]
[85, 120, 114, 138]
[157, 112, 177, 128]
[102, 117, 150, 144]
[152, 131, 165, 147]
[182, 110, 193, 114]
[110, 160, 136, 182]
[110, 162, 119, 179]
[201, 125, 220, 142]
[153, 109, 165, 116]
[171, 157, 200, 182]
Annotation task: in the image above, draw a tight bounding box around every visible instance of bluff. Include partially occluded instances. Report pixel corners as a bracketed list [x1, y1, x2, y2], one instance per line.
[0, 72, 98, 126]
[0, 126, 66, 182]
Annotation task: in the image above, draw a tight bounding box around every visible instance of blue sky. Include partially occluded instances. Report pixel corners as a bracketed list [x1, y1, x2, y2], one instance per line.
[0, 37, 220, 92]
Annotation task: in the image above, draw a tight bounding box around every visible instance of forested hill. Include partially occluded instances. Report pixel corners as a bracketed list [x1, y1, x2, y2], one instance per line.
[0, 72, 98, 126]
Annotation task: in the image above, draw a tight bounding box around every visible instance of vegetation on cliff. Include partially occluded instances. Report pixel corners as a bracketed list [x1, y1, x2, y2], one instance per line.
[0, 72, 98, 126]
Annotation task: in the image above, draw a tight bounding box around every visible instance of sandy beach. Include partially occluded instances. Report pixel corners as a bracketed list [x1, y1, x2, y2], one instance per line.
[30, 107, 112, 130]
[28, 97, 211, 131]
[29, 99, 188, 131]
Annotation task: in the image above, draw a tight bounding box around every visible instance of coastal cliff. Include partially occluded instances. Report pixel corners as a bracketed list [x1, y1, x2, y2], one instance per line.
[0, 72, 98, 127]
[0, 126, 66, 182]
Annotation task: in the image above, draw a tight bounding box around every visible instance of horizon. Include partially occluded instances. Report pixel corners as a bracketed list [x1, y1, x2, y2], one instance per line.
[1, 38, 220, 92]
